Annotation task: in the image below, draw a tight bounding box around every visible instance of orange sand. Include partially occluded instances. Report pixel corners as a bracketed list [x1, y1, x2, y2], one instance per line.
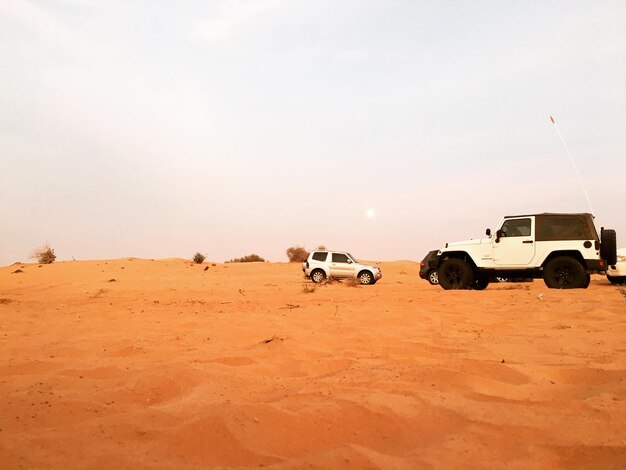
[1, 259, 625, 468]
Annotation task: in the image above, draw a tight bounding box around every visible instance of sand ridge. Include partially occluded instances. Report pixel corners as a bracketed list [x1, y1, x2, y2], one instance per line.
[1, 258, 625, 468]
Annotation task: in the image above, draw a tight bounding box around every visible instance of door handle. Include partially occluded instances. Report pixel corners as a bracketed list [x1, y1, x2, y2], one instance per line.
[522, 240, 533, 244]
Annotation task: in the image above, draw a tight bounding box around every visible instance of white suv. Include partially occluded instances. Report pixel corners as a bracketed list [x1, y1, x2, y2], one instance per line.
[302, 251, 382, 285]
[426, 213, 617, 290]
[607, 248, 626, 285]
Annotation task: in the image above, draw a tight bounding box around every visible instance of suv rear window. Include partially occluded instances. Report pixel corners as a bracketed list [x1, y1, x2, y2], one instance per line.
[312, 252, 328, 262]
[536, 215, 595, 241]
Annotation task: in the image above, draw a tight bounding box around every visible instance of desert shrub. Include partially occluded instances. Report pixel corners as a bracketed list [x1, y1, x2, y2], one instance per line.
[192, 252, 206, 264]
[227, 254, 266, 263]
[286, 246, 309, 262]
[32, 244, 56, 264]
[344, 278, 360, 287]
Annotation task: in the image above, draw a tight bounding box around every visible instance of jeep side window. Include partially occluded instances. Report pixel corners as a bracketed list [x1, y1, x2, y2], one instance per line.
[312, 252, 328, 262]
[332, 253, 350, 263]
[501, 218, 531, 237]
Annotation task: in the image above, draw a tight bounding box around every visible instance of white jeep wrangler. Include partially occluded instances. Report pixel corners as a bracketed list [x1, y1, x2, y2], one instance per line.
[302, 251, 382, 285]
[427, 213, 616, 290]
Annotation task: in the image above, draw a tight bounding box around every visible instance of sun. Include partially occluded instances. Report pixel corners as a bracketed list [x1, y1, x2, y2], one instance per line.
[366, 209, 376, 219]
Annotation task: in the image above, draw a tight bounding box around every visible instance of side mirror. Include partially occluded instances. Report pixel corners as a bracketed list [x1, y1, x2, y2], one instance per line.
[495, 229, 503, 243]
[485, 228, 491, 237]
[347, 259, 353, 264]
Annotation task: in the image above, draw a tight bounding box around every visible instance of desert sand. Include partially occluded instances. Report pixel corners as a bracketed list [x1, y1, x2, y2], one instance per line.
[1, 258, 625, 469]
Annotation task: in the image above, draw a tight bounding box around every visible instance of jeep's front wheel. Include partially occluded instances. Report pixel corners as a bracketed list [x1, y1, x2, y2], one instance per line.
[543, 256, 586, 289]
[310, 269, 326, 283]
[427, 270, 439, 285]
[438, 259, 474, 290]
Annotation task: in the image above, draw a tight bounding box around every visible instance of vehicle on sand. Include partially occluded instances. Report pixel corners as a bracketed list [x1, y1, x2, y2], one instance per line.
[425, 213, 616, 290]
[607, 248, 626, 285]
[302, 251, 382, 285]
[419, 250, 439, 285]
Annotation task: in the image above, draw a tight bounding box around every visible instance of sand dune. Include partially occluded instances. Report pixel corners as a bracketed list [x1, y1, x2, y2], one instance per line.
[1, 259, 625, 468]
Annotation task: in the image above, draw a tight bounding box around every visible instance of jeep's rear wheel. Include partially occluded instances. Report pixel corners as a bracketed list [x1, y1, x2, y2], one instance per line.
[600, 229, 617, 265]
[311, 269, 326, 283]
[427, 270, 439, 285]
[358, 271, 374, 285]
[543, 256, 587, 289]
[438, 259, 474, 290]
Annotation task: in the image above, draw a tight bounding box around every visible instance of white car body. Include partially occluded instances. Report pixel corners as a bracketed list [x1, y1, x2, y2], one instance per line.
[428, 213, 614, 290]
[302, 251, 382, 285]
[438, 214, 603, 271]
[607, 248, 626, 283]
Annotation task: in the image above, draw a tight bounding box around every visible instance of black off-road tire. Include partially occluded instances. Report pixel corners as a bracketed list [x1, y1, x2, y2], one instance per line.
[607, 275, 626, 285]
[358, 270, 374, 285]
[601, 229, 617, 265]
[310, 269, 326, 283]
[427, 270, 439, 285]
[583, 273, 591, 289]
[438, 258, 474, 290]
[543, 256, 587, 289]
[473, 274, 489, 290]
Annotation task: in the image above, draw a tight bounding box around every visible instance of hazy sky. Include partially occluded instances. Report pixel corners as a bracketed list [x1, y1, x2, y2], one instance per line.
[1, 0, 625, 265]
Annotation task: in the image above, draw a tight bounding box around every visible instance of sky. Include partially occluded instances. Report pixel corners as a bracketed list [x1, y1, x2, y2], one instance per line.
[1, 0, 625, 265]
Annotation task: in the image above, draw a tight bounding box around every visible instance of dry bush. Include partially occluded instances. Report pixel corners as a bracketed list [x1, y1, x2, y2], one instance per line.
[286, 246, 309, 262]
[32, 244, 56, 264]
[192, 252, 206, 264]
[302, 283, 316, 294]
[344, 278, 360, 287]
[227, 254, 266, 263]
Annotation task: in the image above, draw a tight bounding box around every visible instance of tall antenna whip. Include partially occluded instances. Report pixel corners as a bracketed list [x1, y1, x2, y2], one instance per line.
[549, 115, 594, 213]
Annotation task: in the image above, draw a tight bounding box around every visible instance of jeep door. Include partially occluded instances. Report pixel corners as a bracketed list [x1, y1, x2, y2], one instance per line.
[329, 252, 356, 278]
[493, 217, 536, 266]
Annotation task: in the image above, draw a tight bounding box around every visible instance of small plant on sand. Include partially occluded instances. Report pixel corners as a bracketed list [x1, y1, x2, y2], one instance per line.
[226, 254, 266, 263]
[344, 278, 360, 287]
[286, 246, 309, 262]
[32, 244, 56, 264]
[302, 283, 316, 293]
[192, 252, 206, 264]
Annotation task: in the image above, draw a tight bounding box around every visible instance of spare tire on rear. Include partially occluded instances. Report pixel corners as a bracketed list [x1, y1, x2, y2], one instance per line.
[600, 228, 617, 265]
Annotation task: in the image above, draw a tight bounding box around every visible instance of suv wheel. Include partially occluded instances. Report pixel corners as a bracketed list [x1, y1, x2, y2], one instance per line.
[543, 256, 586, 289]
[427, 270, 439, 285]
[311, 269, 326, 283]
[608, 275, 626, 285]
[438, 259, 474, 290]
[358, 271, 373, 285]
